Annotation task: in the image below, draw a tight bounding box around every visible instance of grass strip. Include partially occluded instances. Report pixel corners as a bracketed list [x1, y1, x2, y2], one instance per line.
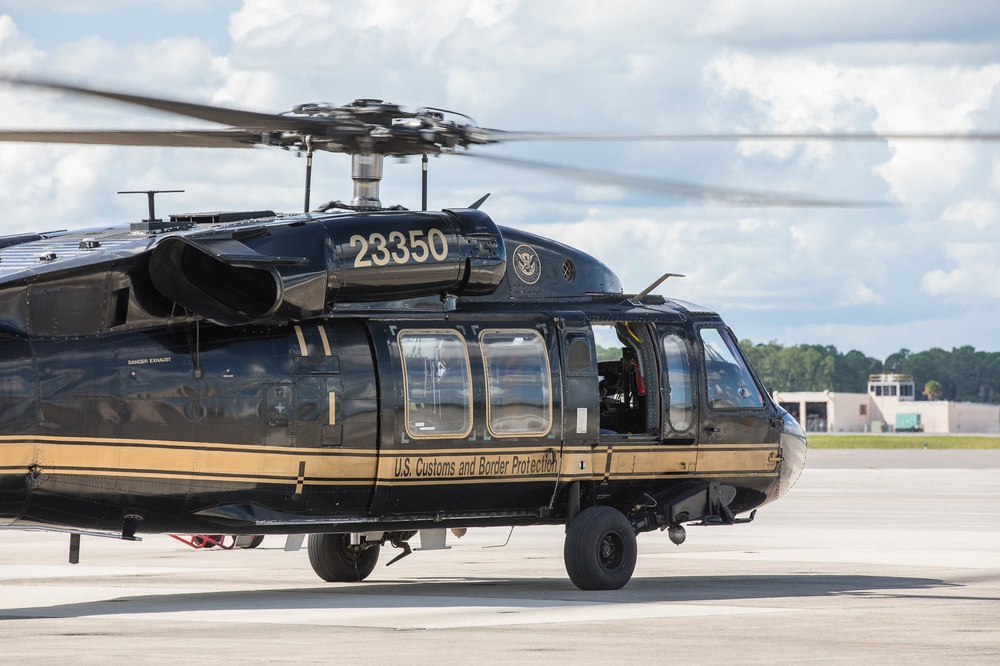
[807, 434, 1000, 449]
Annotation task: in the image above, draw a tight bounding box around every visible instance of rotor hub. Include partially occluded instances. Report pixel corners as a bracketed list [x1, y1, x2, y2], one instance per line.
[276, 98, 487, 158]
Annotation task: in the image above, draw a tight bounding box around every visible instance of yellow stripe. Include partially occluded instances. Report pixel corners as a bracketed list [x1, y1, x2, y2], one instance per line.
[2, 436, 781, 489]
[696, 446, 779, 473]
[293, 325, 308, 356]
[317, 325, 332, 356]
[4, 442, 377, 484]
[329, 392, 336, 426]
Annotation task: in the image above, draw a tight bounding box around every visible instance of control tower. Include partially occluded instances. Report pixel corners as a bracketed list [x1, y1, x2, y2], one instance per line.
[867, 373, 915, 401]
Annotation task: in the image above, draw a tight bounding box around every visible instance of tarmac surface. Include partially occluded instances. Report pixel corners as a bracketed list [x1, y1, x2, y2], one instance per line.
[1, 449, 998, 664]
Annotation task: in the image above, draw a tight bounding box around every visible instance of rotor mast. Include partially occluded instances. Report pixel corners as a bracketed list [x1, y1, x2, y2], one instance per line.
[350, 153, 384, 210]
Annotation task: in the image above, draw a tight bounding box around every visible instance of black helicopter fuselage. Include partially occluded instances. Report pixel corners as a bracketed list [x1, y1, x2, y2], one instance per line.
[0, 207, 806, 586]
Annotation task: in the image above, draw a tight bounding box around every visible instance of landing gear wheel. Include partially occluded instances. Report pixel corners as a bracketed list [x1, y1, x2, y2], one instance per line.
[247, 535, 265, 549]
[308, 533, 381, 582]
[564, 506, 637, 590]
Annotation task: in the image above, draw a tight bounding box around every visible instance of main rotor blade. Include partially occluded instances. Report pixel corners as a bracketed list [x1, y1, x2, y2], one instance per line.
[0, 76, 334, 133]
[478, 129, 1000, 143]
[0, 129, 260, 148]
[459, 152, 890, 208]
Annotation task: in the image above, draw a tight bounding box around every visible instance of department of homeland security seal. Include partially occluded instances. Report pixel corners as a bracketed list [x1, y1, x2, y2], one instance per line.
[512, 244, 541, 285]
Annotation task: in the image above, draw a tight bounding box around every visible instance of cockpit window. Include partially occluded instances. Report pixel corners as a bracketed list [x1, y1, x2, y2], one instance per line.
[700, 328, 764, 410]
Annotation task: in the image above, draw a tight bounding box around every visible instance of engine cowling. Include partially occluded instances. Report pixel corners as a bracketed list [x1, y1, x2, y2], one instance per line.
[146, 208, 506, 326]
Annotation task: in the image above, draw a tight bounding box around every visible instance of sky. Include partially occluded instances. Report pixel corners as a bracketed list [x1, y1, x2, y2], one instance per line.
[0, 0, 998, 360]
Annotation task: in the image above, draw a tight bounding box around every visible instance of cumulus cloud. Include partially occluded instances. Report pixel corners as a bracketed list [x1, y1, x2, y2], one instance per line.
[705, 52, 1000, 202]
[0, 14, 42, 71]
[922, 243, 1000, 299]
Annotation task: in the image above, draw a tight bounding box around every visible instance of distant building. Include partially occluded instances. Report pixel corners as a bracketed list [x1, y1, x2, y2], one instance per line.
[773, 373, 1000, 434]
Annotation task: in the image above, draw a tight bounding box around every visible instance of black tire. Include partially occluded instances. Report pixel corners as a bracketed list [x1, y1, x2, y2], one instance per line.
[308, 533, 381, 582]
[564, 506, 637, 590]
[247, 535, 265, 549]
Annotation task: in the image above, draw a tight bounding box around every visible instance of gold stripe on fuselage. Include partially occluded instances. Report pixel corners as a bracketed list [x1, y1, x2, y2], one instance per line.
[0, 435, 780, 489]
[317, 325, 332, 356]
[293, 325, 308, 356]
[0, 437, 375, 487]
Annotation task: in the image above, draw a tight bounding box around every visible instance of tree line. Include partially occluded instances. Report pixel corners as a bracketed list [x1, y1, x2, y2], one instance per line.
[739, 341, 1000, 404]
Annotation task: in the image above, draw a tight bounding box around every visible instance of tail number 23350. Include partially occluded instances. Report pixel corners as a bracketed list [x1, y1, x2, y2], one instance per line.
[351, 228, 449, 268]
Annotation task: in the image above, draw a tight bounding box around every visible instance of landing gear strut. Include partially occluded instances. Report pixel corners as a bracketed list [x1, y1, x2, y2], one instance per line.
[564, 506, 637, 590]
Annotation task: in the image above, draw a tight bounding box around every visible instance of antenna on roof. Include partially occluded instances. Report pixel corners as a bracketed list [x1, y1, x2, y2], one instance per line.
[118, 189, 184, 223]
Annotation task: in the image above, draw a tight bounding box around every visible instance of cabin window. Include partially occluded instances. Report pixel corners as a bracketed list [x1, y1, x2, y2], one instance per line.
[662, 334, 693, 432]
[480, 329, 552, 437]
[700, 328, 764, 410]
[566, 335, 594, 374]
[398, 330, 473, 439]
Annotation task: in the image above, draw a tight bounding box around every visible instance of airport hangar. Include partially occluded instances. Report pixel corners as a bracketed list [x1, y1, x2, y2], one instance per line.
[773, 373, 1000, 434]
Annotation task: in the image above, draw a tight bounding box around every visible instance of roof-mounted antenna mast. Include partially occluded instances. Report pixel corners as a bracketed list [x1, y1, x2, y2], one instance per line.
[118, 189, 184, 228]
[632, 273, 685, 303]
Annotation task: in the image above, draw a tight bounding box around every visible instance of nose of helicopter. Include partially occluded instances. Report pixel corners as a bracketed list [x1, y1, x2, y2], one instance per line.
[776, 407, 808, 498]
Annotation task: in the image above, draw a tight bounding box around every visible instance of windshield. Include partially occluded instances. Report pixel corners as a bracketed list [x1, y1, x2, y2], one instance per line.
[700, 328, 764, 410]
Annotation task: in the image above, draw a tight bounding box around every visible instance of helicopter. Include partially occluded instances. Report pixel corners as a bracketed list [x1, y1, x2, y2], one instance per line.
[4, 76, 979, 590]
